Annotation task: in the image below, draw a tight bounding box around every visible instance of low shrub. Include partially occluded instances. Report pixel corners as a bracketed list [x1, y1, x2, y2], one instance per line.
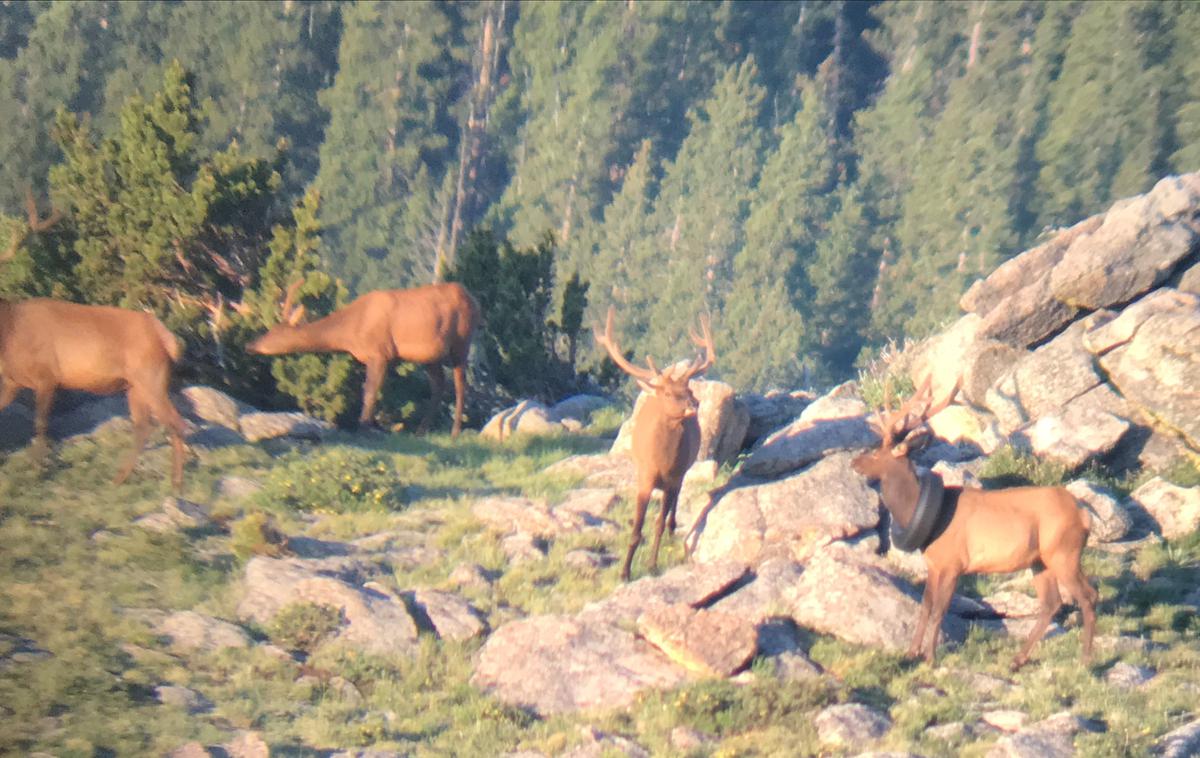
[269, 601, 343, 653]
[230, 511, 289, 560]
[254, 448, 406, 513]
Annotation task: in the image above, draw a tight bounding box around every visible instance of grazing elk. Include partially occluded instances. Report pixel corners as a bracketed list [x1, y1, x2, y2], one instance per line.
[851, 378, 1097, 670]
[594, 306, 715, 581]
[247, 281, 480, 436]
[0, 191, 188, 490]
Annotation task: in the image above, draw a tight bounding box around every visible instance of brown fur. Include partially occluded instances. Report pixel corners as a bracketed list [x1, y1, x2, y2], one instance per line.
[852, 382, 1096, 670]
[247, 282, 479, 436]
[0, 298, 188, 492]
[594, 307, 714, 581]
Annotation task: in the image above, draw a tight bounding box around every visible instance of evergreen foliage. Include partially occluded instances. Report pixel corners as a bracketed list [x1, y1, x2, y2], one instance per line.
[2, 0, 1198, 398]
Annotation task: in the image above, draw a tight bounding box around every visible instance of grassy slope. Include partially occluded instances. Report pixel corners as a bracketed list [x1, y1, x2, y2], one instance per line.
[0, 420, 1198, 757]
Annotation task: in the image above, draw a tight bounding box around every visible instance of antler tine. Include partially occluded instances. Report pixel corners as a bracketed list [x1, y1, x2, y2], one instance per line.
[279, 278, 304, 320]
[593, 305, 658, 382]
[681, 312, 716, 380]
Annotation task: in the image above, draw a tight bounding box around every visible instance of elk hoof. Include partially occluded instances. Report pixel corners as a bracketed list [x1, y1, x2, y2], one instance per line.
[1009, 657, 1027, 673]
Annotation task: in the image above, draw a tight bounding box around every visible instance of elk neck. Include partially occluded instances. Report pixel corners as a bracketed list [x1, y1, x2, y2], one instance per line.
[877, 456, 921, 530]
[268, 310, 354, 354]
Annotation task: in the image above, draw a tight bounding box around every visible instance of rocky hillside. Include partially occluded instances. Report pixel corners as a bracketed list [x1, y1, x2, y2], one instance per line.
[1, 175, 1199, 756]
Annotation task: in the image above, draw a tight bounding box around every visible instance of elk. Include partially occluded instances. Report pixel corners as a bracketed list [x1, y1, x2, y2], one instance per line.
[0, 193, 188, 491]
[247, 281, 479, 436]
[594, 306, 715, 581]
[850, 378, 1097, 670]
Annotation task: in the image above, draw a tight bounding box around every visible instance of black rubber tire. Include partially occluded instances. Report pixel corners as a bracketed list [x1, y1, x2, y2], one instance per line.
[890, 470, 945, 553]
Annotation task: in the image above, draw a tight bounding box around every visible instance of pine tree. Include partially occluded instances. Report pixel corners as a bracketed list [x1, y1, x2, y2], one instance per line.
[881, 2, 1036, 338]
[314, 0, 461, 294]
[638, 58, 765, 366]
[1035, 1, 1172, 228]
[804, 184, 876, 376]
[720, 77, 837, 391]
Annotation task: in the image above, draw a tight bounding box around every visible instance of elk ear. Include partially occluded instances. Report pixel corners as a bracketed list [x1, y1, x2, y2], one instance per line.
[286, 304, 307, 326]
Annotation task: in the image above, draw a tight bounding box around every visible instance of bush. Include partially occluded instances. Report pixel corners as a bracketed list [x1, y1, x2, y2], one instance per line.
[230, 512, 289, 561]
[269, 602, 343, 653]
[254, 448, 406, 514]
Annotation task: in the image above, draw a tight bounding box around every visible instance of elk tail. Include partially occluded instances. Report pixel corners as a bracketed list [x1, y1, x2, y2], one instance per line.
[152, 316, 184, 363]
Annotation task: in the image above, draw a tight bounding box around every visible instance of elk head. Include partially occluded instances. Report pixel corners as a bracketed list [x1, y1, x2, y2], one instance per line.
[593, 306, 715, 421]
[851, 376, 957, 481]
[246, 279, 308, 355]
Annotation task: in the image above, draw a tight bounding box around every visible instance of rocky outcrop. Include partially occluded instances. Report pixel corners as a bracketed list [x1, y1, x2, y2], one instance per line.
[739, 385, 877, 479]
[471, 614, 687, 715]
[689, 452, 880, 565]
[154, 611, 251, 654]
[237, 557, 419, 657]
[1130, 478, 1200, 539]
[636, 604, 757, 677]
[239, 411, 332, 442]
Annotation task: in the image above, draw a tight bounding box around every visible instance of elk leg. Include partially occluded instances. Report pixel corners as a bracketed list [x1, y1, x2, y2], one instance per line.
[666, 485, 679, 533]
[419, 364, 446, 435]
[31, 384, 56, 461]
[114, 393, 152, 487]
[1012, 567, 1063, 671]
[147, 388, 188, 494]
[922, 571, 959, 664]
[648, 486, 679, 573]
[451, 363, 467, 438]
[621, 488, 652, 582]
[359, 358, 387, 428]
[0, 379, 19, 412]
[1058, 569, 1097, 666]
[907, 573, 937, 660]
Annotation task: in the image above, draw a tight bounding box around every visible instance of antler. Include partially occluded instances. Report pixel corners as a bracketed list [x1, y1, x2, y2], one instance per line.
[680, 313, 715, 381]
[278, 279, 306, 325]
[875, 374, 960, 450]
[2, 187, 63, 263]
[593, 305, 660, 383]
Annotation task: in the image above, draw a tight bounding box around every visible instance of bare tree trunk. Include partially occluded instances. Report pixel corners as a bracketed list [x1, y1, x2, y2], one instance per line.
[438, 1, 507, 279]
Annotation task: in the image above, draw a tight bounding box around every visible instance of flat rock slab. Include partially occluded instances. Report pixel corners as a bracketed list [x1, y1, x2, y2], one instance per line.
[691, 452, 880, 565]
[471, 614, 687, 715]
[1050, 173, 1200, 310]
[986, 730, 1074, 758]
[239, 411, 332, 442]
[578, 560, 749, 626]
[154, 611, 251, 654]
[741, 411, 877, 480]
[787, 544, 965, 652]
[1131, 477, 1200, 539]
[472, 495, 611, 538]
[174, 385, 244, 432]
[544, 454, 637, 491]
[134, 497, 212, 533]
[636, 604, 757, 677]
[236, 557, 418, 658]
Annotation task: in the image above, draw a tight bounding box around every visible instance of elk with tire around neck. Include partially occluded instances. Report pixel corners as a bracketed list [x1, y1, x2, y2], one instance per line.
[246, 279, 479, 436]
[850, 377, 1097, 670]
[0, 190, 189, 492]
[593, 306, 715, 581]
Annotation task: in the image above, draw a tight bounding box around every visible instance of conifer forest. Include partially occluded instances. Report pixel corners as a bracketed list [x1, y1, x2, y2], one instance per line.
[2, 0, 1198, 419]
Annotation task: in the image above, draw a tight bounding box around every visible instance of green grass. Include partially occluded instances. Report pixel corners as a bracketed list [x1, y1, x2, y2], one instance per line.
[2, 422, 1199, 757]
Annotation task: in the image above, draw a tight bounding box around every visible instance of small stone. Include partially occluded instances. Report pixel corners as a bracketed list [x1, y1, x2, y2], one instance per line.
[1104, 661, 1155, 689]
[225, 732, 270, 758]
[1155, 718, 1200, 758]
[155, 684, 213, 714]
[216, 476, 264, 501]
[670, 726, 715, 751]
[771, 651, 824, 682]
[167, 742, 217, 758]
[982, 710, 1029, 733]
[501, 532, 546, 565]
[986, 730, 1074, 758]
[814, 703, 891, 748]
[564, 549, 612, 571]
[1067, 481, 1133, 543]
[328, 675, 363, 704]
[449, 563, 494, 589]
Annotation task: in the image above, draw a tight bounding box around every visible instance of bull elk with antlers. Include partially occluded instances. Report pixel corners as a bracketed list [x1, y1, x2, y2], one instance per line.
[851, 378, 1097, 670]
[0, 191, 188, 491]
[594, 306, 715, 581]
[247, 281, 480, 436]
